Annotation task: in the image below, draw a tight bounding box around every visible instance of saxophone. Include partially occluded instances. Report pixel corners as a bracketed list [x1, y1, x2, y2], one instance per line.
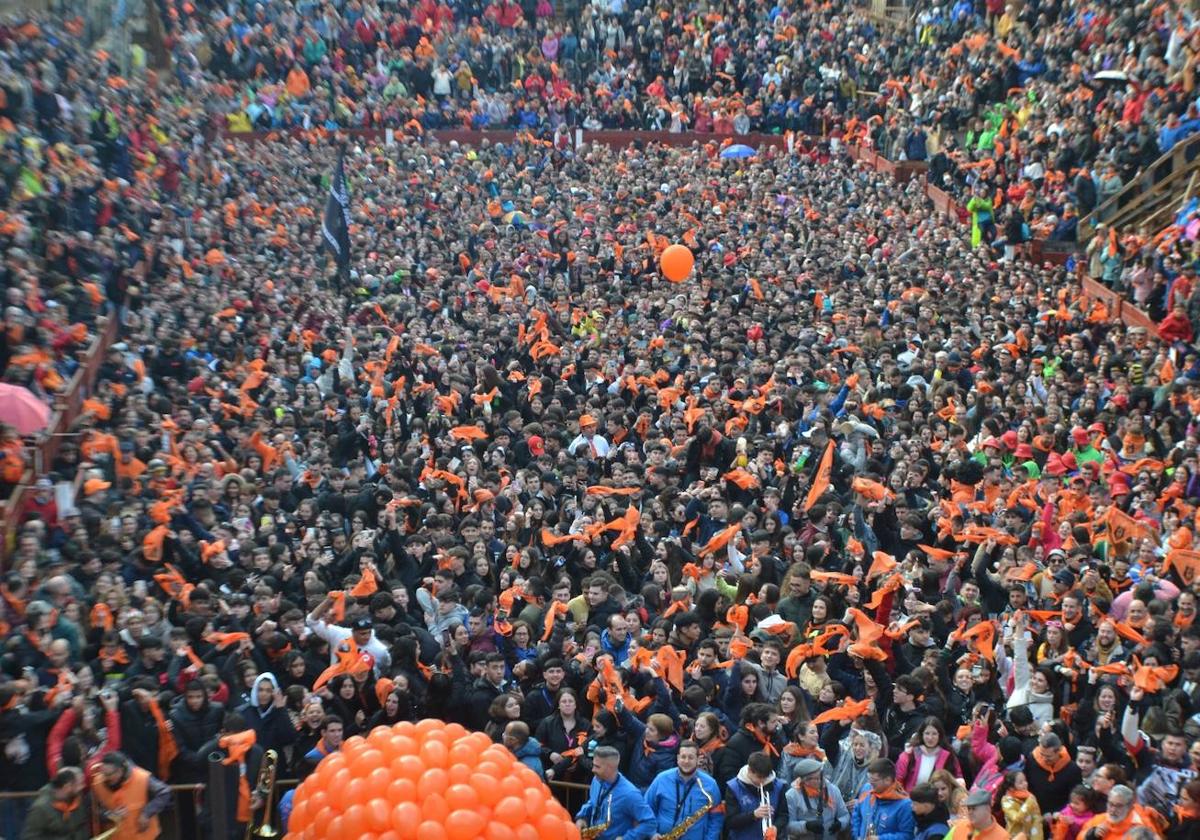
[580, 791, 612, 839]
[659, 776, 715, 840]
[659, 802, 713, 840]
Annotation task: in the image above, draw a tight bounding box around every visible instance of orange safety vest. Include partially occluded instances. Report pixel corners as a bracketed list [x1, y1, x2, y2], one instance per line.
[92, 766, 160, 840]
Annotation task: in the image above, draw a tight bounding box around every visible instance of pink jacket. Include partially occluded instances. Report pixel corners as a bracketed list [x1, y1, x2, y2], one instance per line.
[895, 746, 958, 790]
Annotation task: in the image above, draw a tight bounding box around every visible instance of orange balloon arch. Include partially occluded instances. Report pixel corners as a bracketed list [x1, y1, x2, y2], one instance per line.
[286, 719, 580, 840]
[659, 243, 694, 282]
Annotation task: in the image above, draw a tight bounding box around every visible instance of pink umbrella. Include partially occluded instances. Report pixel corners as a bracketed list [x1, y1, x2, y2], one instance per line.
[0, 383, 51, 435]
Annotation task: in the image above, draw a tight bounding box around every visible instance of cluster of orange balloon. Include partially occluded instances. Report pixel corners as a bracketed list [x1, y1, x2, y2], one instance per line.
[660, 243, 694, 283]
[286, 719, 580, 840]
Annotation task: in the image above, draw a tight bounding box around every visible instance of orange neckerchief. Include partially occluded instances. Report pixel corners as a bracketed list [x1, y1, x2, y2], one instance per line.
[1006, 789, 1032, 800]
[784, 743, 826, 760]
[0, 585, 26, 618]
[51, 797, 80, 815]
[867, 783, 909, 802]
[748, 724, 779, 757]
[147, 699, 180, 779]
[1032, 746, 1071, 780]
[220, 730, 257, 823]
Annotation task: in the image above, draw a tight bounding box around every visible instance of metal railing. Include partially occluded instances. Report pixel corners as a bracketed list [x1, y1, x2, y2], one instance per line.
[0, 775, 591, 840]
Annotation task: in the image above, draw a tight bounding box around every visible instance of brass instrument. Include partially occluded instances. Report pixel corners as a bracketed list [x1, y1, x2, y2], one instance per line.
[246, 748, 279, 839]
[580, 791, 612, 839]
[659, 773, 715, 840]
[660, 802, 712, 840]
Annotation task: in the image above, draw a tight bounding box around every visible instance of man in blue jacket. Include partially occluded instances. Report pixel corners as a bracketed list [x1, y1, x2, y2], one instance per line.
[850, 758, 915, 840]
[576, 745, 654, 840]
[644, 741, 722, 840]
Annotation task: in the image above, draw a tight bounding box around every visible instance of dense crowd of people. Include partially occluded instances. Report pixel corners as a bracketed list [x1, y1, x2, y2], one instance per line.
[2, 0, 1200, 840]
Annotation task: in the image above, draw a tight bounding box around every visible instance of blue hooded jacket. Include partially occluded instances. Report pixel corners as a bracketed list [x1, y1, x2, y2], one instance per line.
[850, 784, 916, 840]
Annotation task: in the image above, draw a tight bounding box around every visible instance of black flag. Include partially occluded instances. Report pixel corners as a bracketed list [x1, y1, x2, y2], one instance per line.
[322, 147, 351, 282]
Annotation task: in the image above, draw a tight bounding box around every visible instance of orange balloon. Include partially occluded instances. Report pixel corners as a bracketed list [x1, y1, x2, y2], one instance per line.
[444, 810, 487, 840]
[417, 821, 450, 840]
[422, 792, 450, 824]
[390, 802, 422, 838]
[417, 767, 450, 800]
[354, 749, 386, 775]
[291, 720, 567, 840]
[368, 766, 393, 791]
[341, 804, 368, 839]
[289, 800, 309, 832]
[387, 777, 416, 803]
[395, 754, 426, 781]
[537, 814, 569, 840]
[660, 243, 694, 282]
[421, 739, 449, 768]
[494, 796, 528, 827]
[445, 783, 480, 812]
[472, 772, 504, 807]
[366, 798, 392, 833]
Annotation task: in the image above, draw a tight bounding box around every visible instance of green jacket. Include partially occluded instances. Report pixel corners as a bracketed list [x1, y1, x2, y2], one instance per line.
[21, 785, 91, 840]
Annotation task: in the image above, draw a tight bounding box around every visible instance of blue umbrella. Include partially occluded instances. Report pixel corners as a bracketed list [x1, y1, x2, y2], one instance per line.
[719, 144, 757, 159]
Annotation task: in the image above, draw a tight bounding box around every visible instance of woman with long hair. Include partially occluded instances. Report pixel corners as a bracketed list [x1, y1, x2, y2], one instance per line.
[723, 662, 763, 723]
[536, 688, 590, 783]
[780, 720, 827, 785]
[896, 717, 963, 790]
[929, 769, 969, 824]
[485, 692, 524, 743]
[691, 711, 726, 776]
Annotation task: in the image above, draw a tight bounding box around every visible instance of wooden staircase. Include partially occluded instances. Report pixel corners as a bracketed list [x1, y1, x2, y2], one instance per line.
[1078, 131, 1200, 243]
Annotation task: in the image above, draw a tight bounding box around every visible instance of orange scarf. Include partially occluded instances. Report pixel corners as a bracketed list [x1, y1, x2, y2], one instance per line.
[867, 783, 909, 803]
[748, 725, 779, 757]
[784, 743, 826, 760]
[219, 730, 257, 823]
[147, 700, 179, 779]
[1006, 789, 1032, 800]
[1032, 746, 1071, 781]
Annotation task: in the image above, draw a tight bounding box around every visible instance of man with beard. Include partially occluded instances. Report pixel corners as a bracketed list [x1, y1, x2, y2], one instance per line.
[91, 751, 171, 840]
[21, 766, 89, 840]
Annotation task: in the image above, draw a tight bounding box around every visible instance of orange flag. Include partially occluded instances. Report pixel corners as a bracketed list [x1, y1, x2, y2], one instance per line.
[143, 525, 169, 563]
[811, 697, 872, 725]
[349, 567, 379, 598]
[655, 646, 687, 694]
[1164, 549, 1200, 584]
[851, 477, 894, 503]
[962, 621, 996, 662]
[810, 570, 859, 586]
[1132, 659, 1178, 693]
[722, 469, 760, 490]
[585, 485, 641, 496]
[848, 642, 888, 661]
[206, 632, 250, 649]
[1105, 507, 1154, 545]
[846, 608, 884, 643]
[699, 522, 743, 557]
[541, 528, 585, 547]
[313, 639, 373, 691]
[804, 441, 834, 511]
[864, 574, 903, 609]
[449, 425, 488, 442]
[866, 551, 897, 582]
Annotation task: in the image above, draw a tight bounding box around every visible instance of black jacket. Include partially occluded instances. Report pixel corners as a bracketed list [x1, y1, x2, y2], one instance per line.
[168, 698, 225, 783]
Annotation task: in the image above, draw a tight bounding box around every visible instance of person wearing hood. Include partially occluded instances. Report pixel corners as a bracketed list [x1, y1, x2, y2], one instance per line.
[502, 720, 545, 777]
[850, 758, 915, 840]
[239, 673, 298, 752]
[723, 751, 789, 840]
[168, 679, 225, 785]
[907, 783, 949, 840]
[784, 757, 849, 840]
[21, 766, 89, 840]
[827, 727, 884, 803]
[600, 613, 632, 664]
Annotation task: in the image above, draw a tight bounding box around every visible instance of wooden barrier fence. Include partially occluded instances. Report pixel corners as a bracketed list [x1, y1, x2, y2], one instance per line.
[2, 315, 118, 563]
